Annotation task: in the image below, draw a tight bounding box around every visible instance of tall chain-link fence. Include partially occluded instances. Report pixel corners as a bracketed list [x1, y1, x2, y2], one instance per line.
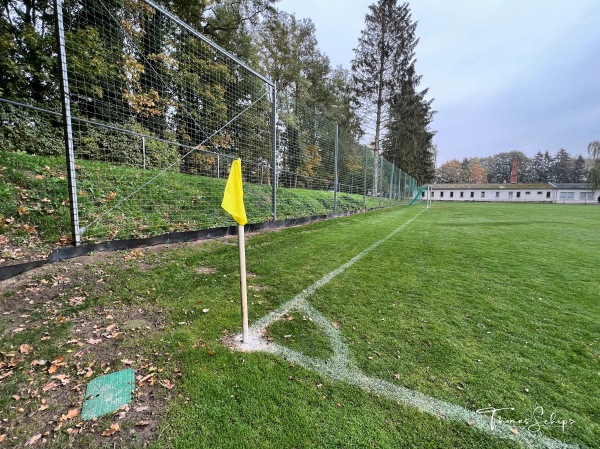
[0, 0, 418, 251]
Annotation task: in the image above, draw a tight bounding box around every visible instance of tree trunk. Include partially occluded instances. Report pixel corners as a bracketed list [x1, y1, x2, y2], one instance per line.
[372, 11, 387, 197]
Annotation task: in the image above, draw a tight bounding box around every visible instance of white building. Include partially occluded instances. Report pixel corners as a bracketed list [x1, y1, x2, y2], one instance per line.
[421, 183, 600, 204]
[550, 183, 600, 204]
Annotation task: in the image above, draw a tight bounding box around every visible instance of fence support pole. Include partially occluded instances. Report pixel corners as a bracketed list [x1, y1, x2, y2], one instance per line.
[54, 0, 81, 246]
[398, 170, 402, 202]
[333, 124, 339, 213]
[363, 146, 368, 211]
[389, 165, 394, 204]
[142, 136, 146, 169]
[271, 84, 278, 221]
[379, 157, 384, 204]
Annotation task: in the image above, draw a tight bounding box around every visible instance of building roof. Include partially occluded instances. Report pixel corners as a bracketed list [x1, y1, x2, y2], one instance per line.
[549, 183, 592, 189]
[429, 183, 552, 190]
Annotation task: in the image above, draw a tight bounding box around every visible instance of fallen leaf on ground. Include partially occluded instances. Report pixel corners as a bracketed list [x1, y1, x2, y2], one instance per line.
[51, 355, 66, 366]
[137, 373, 156, 386]
[101, 423, 120, 436]
[19, 344, 33, 354]
[68, 297, 85, 306]
[51, 374, 70, 385]
[42, 381, 58, 392]
[160, 379, 175, 390]
[60, 408, 79, 421]
[24, 433, 42, 446]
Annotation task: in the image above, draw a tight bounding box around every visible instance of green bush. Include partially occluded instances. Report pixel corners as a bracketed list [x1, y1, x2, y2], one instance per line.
[0, 102, 63, 155]
[74, 121, 179, 170]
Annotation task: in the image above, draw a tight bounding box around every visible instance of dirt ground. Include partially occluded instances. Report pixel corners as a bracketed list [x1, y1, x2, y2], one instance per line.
[0, 246, 178, 448]
[0, 234, 50, 268]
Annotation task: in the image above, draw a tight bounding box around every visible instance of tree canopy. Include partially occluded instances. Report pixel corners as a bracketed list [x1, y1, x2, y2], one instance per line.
[352, 0, 435, 191]
[587, 141, 600, 190]
[1, 0, 432, 187]
[435, 149, 591, 185]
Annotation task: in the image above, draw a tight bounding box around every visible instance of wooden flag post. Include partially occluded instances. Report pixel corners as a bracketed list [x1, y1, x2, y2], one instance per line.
[237, 224, 249, 342]
[221, 159, 250, 343]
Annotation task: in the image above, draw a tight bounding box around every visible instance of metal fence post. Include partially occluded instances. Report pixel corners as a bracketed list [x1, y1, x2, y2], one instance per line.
[379, 156, 384, 204]
[54, 0, 81, 246]
[333, 124, 339, 213]
[398, 169, 402, 202]
[389, 165, 394, 204]
[271, 84, 278, 221]
[363, 146, 368, 211]
[142, 136, 146, 169]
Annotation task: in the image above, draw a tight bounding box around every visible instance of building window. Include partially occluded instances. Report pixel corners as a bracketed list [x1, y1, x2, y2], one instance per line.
[516, 192, 521, 198]
[546, 192, 551, 198]
[537, 191, 543, 195]
[431, 192, 434, 197]
[481, 191, 485, 198]
[460, 192, 464, 198]
[525, 191, 531, 195]
[450, 192, 454, 198]
[470, 192, 474, 198]
[508, 192, 514, 199]
[495, 192, 500, 198]
[580, 192, 594, 200]
[559, 192, 575, 200]
[440, 191, 444, 198]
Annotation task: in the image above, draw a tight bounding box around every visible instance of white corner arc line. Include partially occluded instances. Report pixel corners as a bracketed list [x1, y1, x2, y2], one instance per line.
[234, 207, 580, 449]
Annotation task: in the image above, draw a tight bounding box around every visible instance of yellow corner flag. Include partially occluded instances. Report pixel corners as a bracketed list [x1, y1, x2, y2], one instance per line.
[221, 159, 248, 226]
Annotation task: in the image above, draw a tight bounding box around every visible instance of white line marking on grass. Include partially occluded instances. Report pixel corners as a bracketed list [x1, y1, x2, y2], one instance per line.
[233, 208, 579, 449]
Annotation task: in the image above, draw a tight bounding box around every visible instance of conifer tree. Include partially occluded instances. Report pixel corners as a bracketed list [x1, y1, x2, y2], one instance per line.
[352, 0, 420, 194]
[382, 62, 435, 183]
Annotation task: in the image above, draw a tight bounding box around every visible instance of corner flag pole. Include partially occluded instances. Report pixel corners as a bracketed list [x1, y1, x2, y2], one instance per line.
[221, 159, 249, 343]
[237, 224, 249, 342]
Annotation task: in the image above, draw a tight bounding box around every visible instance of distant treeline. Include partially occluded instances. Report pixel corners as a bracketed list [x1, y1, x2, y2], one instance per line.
[435, 149, 590, 184]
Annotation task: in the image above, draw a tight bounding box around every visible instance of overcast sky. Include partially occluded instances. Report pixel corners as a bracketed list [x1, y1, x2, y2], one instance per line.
[276, 0, 600, 166]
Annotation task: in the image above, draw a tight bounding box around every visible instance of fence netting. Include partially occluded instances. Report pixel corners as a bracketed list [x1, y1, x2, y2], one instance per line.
[0, 0, 418, 250]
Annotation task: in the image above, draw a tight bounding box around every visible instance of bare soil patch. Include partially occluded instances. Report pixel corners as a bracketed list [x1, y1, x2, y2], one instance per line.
[0, 248, 177, 448]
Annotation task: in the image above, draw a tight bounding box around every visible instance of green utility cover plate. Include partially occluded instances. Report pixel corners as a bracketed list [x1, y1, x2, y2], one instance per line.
[81, 369, 135, 420]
